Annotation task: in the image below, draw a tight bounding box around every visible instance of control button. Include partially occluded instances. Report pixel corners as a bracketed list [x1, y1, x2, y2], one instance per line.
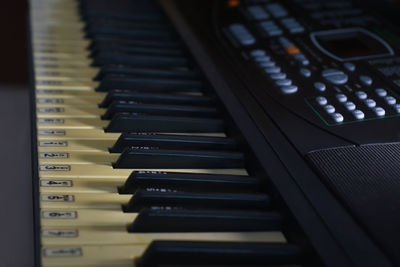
[322, 69, 348, 85]
[281, 85, 298, 94]
[259, 21, 283, 37]
[324, 105, 335, 114]
[266, 3, 288, 18]
[364, 98, 376, 108]
[229, 24, 256, 46]
[285, 46, 300, 55]
[293, 53, 309, 65]
[375, 88, 387, 97]
[343, 62, 356, 72]
[280, 18, 305, 34]
[314, 82, 326, 92]
[300, 68, 311, 77]
[254, 55, 271, 62]
[360, 75, 373, 86]
[344, 101, 356, 111]
[373, 107, 386, 117]
[352, 110, 365, 120]
[385, 96, 396, 105]
[275, 79, 292, 86]
[336, 94, 347, 103]
[247, 6, 270, 20]
[316, 96, 328, 105]
[250, 49, 266, 57]
[394, 104, 400, 113]
[259, 61, 275, 68]
[332, 113, 344, 123]
[355, 91, 367, 100]
[264, 66, 281, 74]
[270, 73, 286, 80]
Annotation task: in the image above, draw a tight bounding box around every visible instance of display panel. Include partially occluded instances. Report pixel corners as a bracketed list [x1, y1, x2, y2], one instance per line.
[311, 28, 394, 61]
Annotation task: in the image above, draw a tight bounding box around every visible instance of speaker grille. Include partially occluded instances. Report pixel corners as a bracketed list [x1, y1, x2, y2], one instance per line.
[307, 143, 400, 265]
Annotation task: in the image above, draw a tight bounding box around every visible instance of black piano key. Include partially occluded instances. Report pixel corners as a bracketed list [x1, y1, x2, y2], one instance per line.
[89, 37, 181, 50]
[86, 29, 177, 41]
[102, 102, 218, 120]
[124, 190, 270, 212]
[120, 171, 261, 194]
[137, 241, 302, 266]
[94, 66, 198, 81]
[89, 44, 184, 58]
[129, 209, 282, 232]
[110, 133, 236, 153]
[113, 147, 244, 169]
[96, 75, 202, 92]
[105, 113, 224, 133]
[92, 52, 188, 68]
[99, 90, 212, 108]
[84, 20, 170, 33]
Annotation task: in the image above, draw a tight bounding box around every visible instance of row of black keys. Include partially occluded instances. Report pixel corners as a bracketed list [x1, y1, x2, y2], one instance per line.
[78, 0, 303, 266]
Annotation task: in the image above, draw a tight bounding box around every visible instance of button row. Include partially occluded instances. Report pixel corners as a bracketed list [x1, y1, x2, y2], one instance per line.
[265, 3, 288, 18]
[247, 5, 270, 20]
[278, 37, 309, 65]
[259, 21, 283, 37]
[250, 49, 298, 94]
[229, 24, 256, 46]
[280, 17, 305, 34]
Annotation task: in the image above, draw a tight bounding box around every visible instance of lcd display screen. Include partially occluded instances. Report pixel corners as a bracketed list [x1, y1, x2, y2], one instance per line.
[313, 30, 392, 61]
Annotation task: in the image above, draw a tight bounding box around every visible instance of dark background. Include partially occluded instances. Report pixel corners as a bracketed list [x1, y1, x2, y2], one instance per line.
[0, 1, 35, 266]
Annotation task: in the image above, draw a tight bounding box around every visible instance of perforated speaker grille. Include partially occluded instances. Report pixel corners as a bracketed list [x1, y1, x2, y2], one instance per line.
[307, 143, 400, 265]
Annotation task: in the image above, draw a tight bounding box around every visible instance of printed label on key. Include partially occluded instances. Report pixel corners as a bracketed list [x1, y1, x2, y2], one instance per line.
[38, 118, 64, 124]
[37, 98, 64, 104]
[37, 107, 65, 113]
[36, 89, 63, 94]
[41, 194, 74, 202]
[37, 80, 62, 86]
[43, 247, 82, 257]
[42, 211, 77, 219]
[40, 180, 73, 187]
[39, 141, 68, 147]
[42, 229, 78, 238]
[40, 165, 71, 171]
[40, 152, 69, 159]
[38, 130, 66, 136]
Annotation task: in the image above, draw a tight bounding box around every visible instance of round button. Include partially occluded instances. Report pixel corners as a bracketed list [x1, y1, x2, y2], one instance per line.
[316, 96, 328, 105]
[364, 99, 376, 108]
[264, 66, 281, 74]
[344, 62, 356, 72]
[352, 110, 365, 120]
[255, 56, 271, 62]
[385, 96, 396, 105]
[314, 82, 326, 92]
[281, 85, 298, 94]
[259, 61, 275, 68]
[322, 69, 348, 85]
[394, 104, 400, 113]
[375, 88, 387, 97]
[344, 101, 356, 111]
[355, 91, 368, 100]
[373, 107, 386, 117]
[324, 105, 335, 114]
[332, 113, 344, 123]
[250, 49, 266, 57]
[270, 73, 287, 80]
[300, 68, 311, 78]
[336, 94, 347, 103]
[275, 79, 292, 86]
[360, 75, 373, 86]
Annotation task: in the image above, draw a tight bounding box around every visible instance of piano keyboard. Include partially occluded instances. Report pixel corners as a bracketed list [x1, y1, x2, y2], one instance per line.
[31, 0, 307, 266]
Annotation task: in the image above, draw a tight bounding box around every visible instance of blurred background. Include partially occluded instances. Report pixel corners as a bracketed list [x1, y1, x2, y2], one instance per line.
[0, 1, 35, 267]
